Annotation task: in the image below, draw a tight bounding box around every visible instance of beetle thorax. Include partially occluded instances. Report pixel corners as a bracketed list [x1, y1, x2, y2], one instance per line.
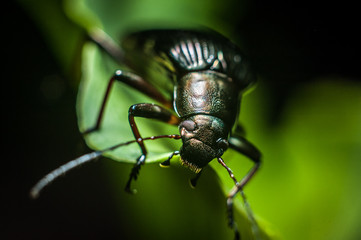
[174, 71, 241, 128]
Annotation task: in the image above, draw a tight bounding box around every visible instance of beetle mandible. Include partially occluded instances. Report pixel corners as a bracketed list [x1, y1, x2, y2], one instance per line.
[31, 28, 261, 240]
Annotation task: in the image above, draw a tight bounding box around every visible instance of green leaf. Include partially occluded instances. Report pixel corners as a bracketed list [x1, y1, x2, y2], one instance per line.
[237, 79, 361, 240]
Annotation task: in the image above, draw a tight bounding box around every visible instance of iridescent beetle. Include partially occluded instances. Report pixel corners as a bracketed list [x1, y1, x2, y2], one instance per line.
[31, 28, 261, 240]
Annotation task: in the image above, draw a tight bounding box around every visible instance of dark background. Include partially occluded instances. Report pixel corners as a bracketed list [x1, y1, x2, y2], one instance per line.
[5, 1, 359, 239]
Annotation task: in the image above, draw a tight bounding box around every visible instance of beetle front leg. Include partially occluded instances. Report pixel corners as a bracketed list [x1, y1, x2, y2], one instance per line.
[227, 135, 261, 195]
[83, 70, 172, 135]
[125, 103, 180, 193]
[225, 135, 261, 239]
[217, 135, 261, 239]
[189, 170, 203, 188]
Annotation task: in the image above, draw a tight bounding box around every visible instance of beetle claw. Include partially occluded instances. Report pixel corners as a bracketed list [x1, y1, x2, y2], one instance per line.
[189, 178, 197, 188]
[124, 185, 137, 194]
[159, 159, 170, 167]
[82, 127, 98, 135]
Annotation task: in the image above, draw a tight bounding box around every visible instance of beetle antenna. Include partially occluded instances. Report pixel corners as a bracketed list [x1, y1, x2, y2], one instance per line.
[30, 150, 103, 199]
[30, 134, 181, 199]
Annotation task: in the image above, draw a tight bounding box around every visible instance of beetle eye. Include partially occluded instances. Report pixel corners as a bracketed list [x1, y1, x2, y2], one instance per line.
[180, 120, 196, 131]
[216, 138, 229, 151]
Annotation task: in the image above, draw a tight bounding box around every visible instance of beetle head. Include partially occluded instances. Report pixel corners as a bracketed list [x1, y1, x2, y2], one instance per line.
[179, 115, 229, 172]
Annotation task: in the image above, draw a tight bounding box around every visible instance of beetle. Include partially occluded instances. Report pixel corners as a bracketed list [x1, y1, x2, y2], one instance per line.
[31, 28, 261, 240]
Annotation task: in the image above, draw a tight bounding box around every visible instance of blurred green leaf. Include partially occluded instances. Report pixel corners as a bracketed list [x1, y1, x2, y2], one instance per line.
[239, 79, 361, 240]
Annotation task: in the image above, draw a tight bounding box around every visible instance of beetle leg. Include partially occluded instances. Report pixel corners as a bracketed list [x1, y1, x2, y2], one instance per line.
[88, 28, 125, 64]
[189, 169, 203, 188]
[232, 123, 246, 136]
[160, 150, 180, 167]
[228, 136, 261, 193]
[125, 103, 180, 193]
[224, 135, 261, 239]
[216, 157, 240, 238]
[83, 70, 172, 135]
